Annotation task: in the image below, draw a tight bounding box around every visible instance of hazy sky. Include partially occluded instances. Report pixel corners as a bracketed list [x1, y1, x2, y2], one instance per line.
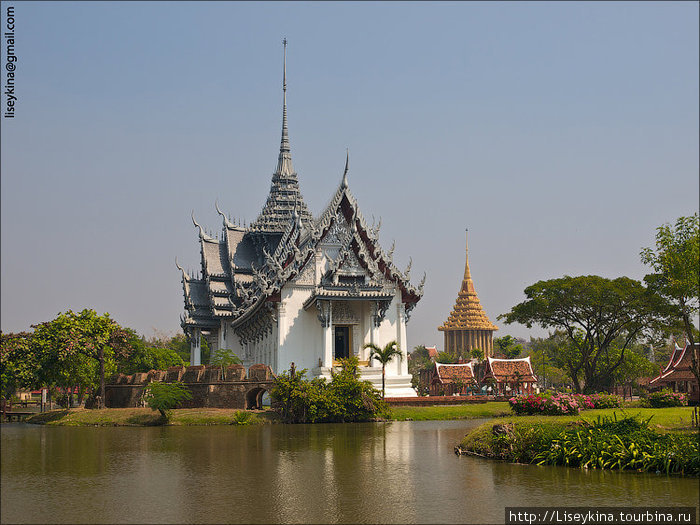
[1, 2, 698, 349]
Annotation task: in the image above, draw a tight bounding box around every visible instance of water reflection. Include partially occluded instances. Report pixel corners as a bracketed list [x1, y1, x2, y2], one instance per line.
[2, 422, 698, 524]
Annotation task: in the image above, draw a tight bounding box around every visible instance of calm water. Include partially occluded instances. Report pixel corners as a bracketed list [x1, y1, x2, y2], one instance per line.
[1, 420, 698, 524]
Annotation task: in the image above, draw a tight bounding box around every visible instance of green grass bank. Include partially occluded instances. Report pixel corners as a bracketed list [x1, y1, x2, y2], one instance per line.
[25, 407, 280, 426]
[23, 402, 512, 426]
[458, 407, 700, 477]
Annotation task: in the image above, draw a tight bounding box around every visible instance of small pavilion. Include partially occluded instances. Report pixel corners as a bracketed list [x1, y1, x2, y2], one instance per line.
[430, 362, 477, 396]
[649, 341, 699, 403]
[481, 356, 538, 396]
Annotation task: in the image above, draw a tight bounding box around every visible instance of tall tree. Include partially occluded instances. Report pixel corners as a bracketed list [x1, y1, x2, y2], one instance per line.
[363, 341, 402, 398]
[641, 213, 699, 383]
[0, 332, 39, 400]
[499, 275, 662, 393]
[31, 309, 127, 407]
[494, 335, 523, 359]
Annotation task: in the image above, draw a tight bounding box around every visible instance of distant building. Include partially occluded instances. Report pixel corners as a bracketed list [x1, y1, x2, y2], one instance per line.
[649, 341, 699, 403]
[177, 42, 424, 396]
[430, 362, 476, 396]
[438, 231, 498, 357]
[425, 345, 438, 361]
[481, 356, 538, 396]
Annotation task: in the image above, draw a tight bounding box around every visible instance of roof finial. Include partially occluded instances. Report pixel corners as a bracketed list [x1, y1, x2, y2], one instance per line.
[463, 228, 473, 286]
[274, 38, 294, 176]
[341, 148, 349, 188]
[281, 38, 290, 154]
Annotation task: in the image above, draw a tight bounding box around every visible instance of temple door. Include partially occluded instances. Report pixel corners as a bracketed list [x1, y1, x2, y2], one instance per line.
[334, 326, 351, 361]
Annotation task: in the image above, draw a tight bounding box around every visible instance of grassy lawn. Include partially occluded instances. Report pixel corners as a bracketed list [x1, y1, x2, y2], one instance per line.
[388, 402, 511, 421]
[26, 407, 279, 426]
[485, 406, 699, 433]
[458, 406, 700, 476]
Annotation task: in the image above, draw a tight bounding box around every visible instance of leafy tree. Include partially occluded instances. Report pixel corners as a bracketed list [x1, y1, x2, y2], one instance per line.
[527, 333, 572, 389]
[641, 213, 700, 384]
[494, 335, 523, 359]
[165, 333, 211, 365]
[0, 332, 39, 400]
[210, 348, 243, 368]
[470, 348, 485, 361]
[31, 309, 127, 407]
[117, 332, 186, 375]
[143, 381, 192, 423]
[363, 340, 402, 398]
[436, 351, 457, 364]
[408, 345, 433, 396]
[499, 276, 663, 393]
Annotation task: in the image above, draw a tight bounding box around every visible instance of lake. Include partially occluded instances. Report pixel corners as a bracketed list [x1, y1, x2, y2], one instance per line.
[1, 420, 698, 523]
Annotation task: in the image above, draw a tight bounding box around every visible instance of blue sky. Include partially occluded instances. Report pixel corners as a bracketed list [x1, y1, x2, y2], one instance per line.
[1, 1, 698, 348]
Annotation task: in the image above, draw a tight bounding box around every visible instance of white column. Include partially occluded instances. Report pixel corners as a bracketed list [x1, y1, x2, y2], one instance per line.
[219, 321, 226, 351]
[369, 302, 378, 366]
[190, 328, 201, 366]
[323, 302, 333, 367]
[396, 301, 408, 376]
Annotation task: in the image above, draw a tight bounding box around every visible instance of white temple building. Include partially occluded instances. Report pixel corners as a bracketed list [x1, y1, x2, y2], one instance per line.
[176, 41, 423, 397]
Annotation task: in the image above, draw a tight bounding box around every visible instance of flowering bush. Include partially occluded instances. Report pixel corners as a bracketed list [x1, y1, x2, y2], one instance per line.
[509, 392, 623, 415]
[509, 393, 582, 415]
[588, 392, 623, 409]
[644, 389, 687, 408]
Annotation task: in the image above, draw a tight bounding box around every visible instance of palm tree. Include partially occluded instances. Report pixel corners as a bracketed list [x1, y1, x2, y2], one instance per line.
[363, 340, 402, 398]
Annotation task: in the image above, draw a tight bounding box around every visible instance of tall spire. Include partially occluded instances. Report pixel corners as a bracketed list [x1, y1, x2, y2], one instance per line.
[462, 228, 474, 292]
[251, 39, 313, 233]
[276, 38, 293, 175]
[438, 229, 498, 333]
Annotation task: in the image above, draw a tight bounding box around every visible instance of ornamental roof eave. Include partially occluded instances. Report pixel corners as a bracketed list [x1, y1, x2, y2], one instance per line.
[310, 167, 425, 305]
[302, 289, 395, 311]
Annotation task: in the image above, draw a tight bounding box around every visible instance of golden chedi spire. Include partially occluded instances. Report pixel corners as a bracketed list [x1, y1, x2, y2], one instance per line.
[440, 230, 497, 330]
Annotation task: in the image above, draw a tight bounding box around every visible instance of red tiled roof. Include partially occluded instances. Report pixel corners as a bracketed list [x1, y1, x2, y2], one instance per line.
[650, 343, 699, 385]
[484, 357, 537, 382]
[426, 346, 438, 359]
[433, 362, 475, 384]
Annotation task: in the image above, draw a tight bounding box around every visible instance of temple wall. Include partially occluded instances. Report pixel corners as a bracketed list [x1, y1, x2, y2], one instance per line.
[278, 284, 323, 374]
[219, 320, 245, 361]
[243, 324, 278, 373]
[374, 291, 408, 378]
[105, 365, 275, 409]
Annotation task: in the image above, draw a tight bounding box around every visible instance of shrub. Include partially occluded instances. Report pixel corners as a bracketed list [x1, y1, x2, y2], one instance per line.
[509, 393, 582, 415]
[143, 381, 192, 423]
[231, 410, 253, 425]
[535, 415, 699, 476]
[643, 389, 687, 408]
[509, 392, 625, 415]
[589, 393, 623, 409]
[271, 357, 386, 423]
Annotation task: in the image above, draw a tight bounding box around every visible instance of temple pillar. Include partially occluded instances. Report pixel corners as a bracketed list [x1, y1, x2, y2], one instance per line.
[190, 328, 201, 366]
[277, 303, 286, 374]
[322, 302, 333, 367]
[369, 302, 378, 366]
[396, 302, 408, 376]
[219, 321, 227, 351]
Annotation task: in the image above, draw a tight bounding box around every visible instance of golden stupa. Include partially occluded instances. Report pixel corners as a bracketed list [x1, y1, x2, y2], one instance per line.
[438, 230, 498, 356]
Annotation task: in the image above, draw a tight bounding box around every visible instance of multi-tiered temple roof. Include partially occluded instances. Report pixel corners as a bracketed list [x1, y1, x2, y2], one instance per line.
[439, 232, 498, 332]
[177, 42, 424, 339]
